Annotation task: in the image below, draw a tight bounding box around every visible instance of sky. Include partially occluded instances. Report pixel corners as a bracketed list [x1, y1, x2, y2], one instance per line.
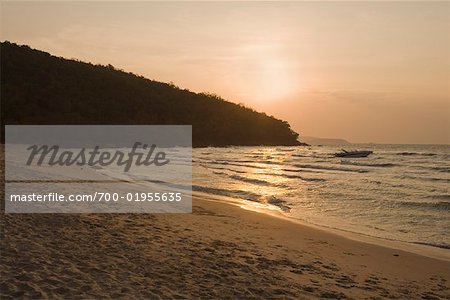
[1, 1, 449, 144]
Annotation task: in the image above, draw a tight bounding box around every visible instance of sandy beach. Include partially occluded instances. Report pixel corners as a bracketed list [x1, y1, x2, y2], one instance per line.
[1, 189, 449, 299]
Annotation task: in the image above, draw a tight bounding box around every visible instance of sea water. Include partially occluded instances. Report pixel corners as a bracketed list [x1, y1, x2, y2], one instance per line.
[95, 144, 449, 251]
[193, 144, 450, 250]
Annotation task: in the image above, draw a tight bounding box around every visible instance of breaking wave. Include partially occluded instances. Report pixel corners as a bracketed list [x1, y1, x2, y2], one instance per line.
[397, 152, 437, 156]
[340, 161, 397, 168]
[294, 164, 369, 173]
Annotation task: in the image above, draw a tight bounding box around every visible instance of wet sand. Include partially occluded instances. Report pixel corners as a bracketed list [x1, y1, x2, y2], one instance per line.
[1, 190, 449, 299]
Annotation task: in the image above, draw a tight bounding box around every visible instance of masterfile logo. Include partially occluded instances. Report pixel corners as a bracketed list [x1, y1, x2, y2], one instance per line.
[5, 125, 192, 213]
[25, 142, 170, 172]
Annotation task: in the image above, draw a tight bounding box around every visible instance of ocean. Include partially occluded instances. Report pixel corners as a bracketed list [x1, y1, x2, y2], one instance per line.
[93, 143, 449, 251]
[193, 144, 450, 250]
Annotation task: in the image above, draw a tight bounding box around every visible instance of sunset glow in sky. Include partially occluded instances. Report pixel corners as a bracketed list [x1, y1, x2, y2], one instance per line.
[2, 1, 449, 144]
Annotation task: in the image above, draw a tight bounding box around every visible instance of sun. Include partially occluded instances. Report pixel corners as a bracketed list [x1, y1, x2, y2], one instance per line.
[232, 43, 297, 103]
[259, 58, 295, 101]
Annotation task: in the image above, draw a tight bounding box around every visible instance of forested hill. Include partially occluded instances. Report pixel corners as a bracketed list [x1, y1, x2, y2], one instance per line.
[1, 42, 304, 146]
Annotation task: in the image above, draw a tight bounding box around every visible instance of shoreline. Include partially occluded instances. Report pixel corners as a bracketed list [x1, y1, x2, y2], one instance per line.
[194, 191, 450, 262]
[238, 196, 450, 262]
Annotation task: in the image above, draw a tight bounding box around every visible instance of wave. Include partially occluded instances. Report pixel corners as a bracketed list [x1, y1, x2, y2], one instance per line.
[257, 160, 282, 165]
[252, 171, 326, 182]
[401, 175, 450, 183]
[194, 185, 292, 212]
[209, 160, 265, 169]
[419, 153, 437, 157]
[230, 174, 272, 186]
[216, 159, 255, 163]
[340, 161, 397, 168]
[211, 167, 326, 183]
[229, 175, 288, 188]
[408, 165, 450, 173]
[421, 166, 450, 173]
[412, 241, 450, 250]
[293, 164, 369, 173]
[192, 185, 261, 201]
[247, 155, 264, 159]
[199, 164, 247, 174]
[396, 152, 437, 157]
[427, 194, 450, 201]
[397, 200, 450, 210]
[213, 171, 227, 176]
[280, 174, 326, 182]
[265, 196, 291, 212]
[426, 177, 450, 183]
[282, 168, 324, 174]
[276, 148, 295, 152]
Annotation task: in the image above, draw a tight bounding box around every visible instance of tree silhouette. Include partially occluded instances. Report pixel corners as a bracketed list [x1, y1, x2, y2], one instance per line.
[1, 42, 304, 147]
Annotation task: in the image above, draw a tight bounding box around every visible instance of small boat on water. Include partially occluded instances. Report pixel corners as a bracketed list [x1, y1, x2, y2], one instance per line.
[334, 149, 373, 158]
